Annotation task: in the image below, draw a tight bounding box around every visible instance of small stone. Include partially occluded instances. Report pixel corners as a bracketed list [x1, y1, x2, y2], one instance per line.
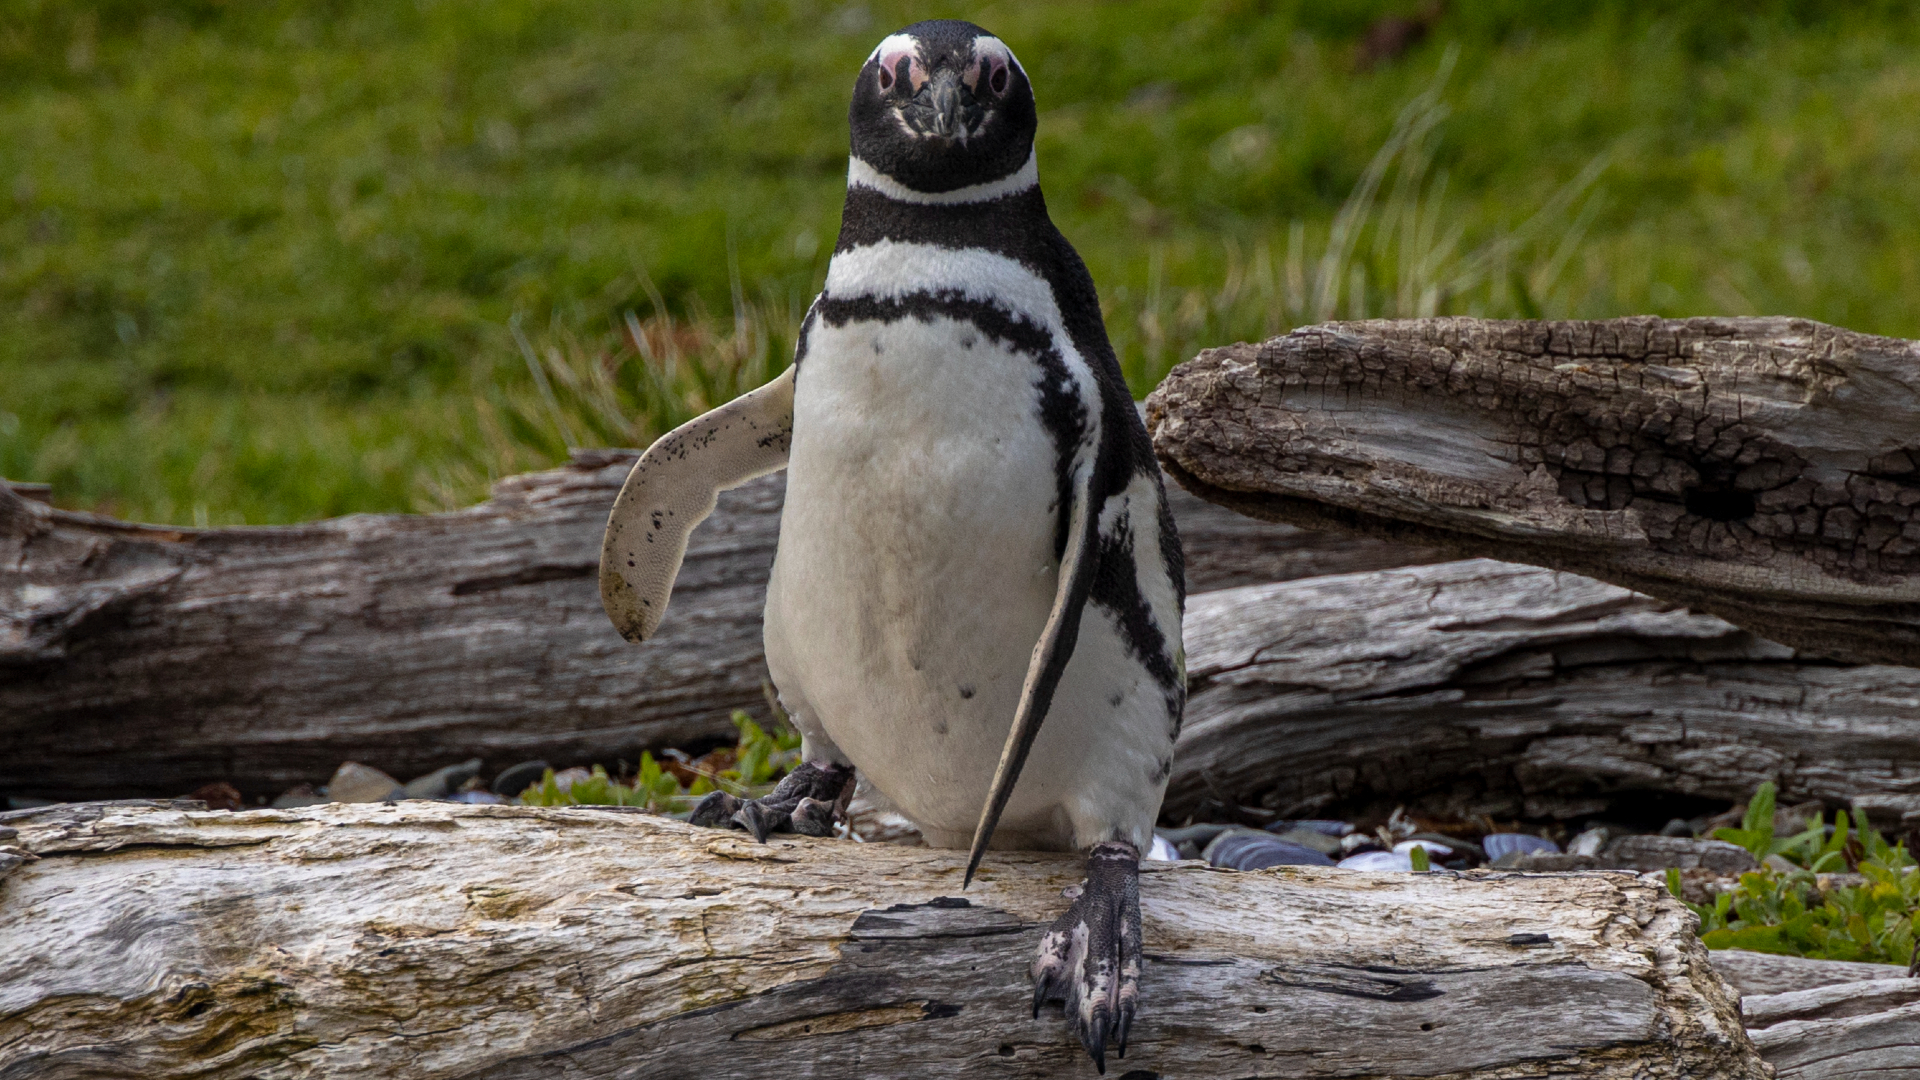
[492, 761, 551, 799]
[1483, 833, 1561, 865]
[447, 791, 508, 805]
[181, 781, 244, 812]
[1205, 830, 1336, 870]
[1394, 839, 1452, 858]
[549, 767, 592, 793]
[1567, 828, 1610, 856]
[1338, 850, 1414, 872]
[401, 758, 484, 800]
[327, 762, 402, 804]
[271, 784, 329, 809]
[1265, 827, 1346, 855]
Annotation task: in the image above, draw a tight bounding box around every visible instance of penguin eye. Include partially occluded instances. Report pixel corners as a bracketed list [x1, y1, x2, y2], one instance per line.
[876, 49, 918, 94]
[985, 58, 1009, 96]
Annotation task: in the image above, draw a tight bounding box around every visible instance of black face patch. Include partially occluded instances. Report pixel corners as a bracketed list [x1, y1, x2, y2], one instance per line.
[849, 20, 1036, 194]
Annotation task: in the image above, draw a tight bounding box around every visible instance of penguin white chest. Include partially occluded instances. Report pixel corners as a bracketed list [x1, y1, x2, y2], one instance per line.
[764, 312, 1067, 837]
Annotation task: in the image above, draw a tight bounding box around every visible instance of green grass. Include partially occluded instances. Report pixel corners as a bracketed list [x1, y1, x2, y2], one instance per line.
[6, 1, 1920, 523]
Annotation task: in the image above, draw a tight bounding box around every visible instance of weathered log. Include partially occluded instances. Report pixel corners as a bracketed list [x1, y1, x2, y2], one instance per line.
[1169, 559, 1920, 829]
[1711, 950, 1910, 999]
[0, 800, 1764, 1079]
[1704, 952, 1920, 1080]
[0, 457, 1433, 804]
[1147, 316, 1920, 666]
[1743, 982, 1920, 1079]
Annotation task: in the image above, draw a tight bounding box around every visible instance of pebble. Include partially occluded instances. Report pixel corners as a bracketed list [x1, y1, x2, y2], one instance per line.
[327, 762, 402, 803]
[401, 758, 484, 800]
[1263, 826, 1347, 855]
[1264, 819, 1354, 837]
[1205, 830, 1336, 870]
[1146, 835, 1180, 861]
[1394, 839, 1452, 858]
[548, 767, 593, 793]
[1567, 827, 1610, 856]
[1483, 833, 1561, 865]
[182, 781, 244, 812]
[492, 761, 551, 799]
[1338, 850, 1414, 872]
[271, 784, 329, 809]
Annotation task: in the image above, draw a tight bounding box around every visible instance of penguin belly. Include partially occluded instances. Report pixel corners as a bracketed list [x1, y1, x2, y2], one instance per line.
[764, 314, 1167, 853]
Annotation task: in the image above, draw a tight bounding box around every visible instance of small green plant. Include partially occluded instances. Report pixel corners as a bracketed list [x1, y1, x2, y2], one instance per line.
[516, 710, 802, 813]
[1674, 781, 1920, 964]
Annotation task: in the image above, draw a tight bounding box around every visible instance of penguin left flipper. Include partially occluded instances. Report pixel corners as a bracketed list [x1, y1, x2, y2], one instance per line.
[600, 365, 795, 643]
[1032, 841, 1142, 1074]
[688, 761, 855, 842]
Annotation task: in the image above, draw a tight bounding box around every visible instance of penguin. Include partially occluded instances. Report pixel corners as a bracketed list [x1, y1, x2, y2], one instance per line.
[598, 20, 1185, 1072]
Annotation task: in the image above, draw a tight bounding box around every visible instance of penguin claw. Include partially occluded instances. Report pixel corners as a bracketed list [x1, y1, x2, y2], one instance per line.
[687, 790, 741, 829]
[1029, 841, 1142, 1074]
[686, 762, 855, 843]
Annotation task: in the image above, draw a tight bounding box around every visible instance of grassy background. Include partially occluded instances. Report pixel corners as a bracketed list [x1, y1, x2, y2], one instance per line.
[5, 0, 1919, 524]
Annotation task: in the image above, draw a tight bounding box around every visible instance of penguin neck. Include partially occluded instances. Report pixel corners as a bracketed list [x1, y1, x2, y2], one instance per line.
[846, 150, 1039, 206]
[832, 150, 1056, 262]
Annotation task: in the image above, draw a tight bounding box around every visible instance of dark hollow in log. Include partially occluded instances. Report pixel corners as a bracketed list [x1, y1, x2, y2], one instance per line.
[0, 801, 1765, 1079]
[1168, 559, 1920, 830]
[0, 454, 1436, 803]
[1146, 316, 1920, 666]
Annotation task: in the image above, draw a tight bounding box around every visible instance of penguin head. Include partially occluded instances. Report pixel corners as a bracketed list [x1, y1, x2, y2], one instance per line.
[849, 20, 1037, 195]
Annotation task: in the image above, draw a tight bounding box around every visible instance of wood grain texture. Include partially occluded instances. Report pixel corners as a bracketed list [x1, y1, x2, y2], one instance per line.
[0, 801, 1764, 1079]
[1, 452, 1433, 803]
[1170, 559, 1920, 828]
[1146, 316, 1920, 665]
[1744, 981, 1920, 1079]
[1711, 950, 1911, 999]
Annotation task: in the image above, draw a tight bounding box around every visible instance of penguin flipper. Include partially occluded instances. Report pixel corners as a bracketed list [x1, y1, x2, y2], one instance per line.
[599, 365, 795, 643]
[964, 461, 1102, 886]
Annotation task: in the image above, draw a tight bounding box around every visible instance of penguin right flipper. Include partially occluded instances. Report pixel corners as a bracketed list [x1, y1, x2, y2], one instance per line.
[599, 365, 795, 642]
[963, 457, 1103, 886]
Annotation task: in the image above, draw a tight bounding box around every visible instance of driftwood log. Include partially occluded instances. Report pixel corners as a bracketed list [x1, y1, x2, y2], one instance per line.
[1146, 317, 1920, 666]
[0, 456, 1434, 803]
[0, 800, 1764, 1079]
[1170, 559, 1920, 829]
[1711, 952, 1920, 1080]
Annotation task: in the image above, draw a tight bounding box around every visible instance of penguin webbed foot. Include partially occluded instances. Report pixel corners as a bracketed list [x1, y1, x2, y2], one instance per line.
[1031, 840, 1142, 1074]
[687, 761, 854, 842]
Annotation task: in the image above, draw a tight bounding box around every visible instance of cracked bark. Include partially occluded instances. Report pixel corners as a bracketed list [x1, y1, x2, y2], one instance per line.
[1170, 559, 1920, 831]
[1146, 316, 1920, 666]
[0, 453, 1435, 802]
[0, 800, 1764, 1079]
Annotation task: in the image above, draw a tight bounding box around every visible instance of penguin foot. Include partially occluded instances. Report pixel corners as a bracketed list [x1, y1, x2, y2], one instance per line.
[687, 761, 854, 843]
[1030, 841, 1142, 1074]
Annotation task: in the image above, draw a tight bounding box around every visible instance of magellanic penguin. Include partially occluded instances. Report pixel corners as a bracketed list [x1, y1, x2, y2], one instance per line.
[598, 20, 1185, 1072]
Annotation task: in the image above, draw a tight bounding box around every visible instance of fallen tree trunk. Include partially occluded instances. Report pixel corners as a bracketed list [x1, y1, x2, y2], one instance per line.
[1169, 559, 1920, 829]
[1147, 316, 1920, 666]
[0, 800, 1763, 1079]
[0, 456, 1435, 803]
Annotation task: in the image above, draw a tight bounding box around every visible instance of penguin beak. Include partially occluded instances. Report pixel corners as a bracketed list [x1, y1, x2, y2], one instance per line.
[928, 69, 964, 139]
